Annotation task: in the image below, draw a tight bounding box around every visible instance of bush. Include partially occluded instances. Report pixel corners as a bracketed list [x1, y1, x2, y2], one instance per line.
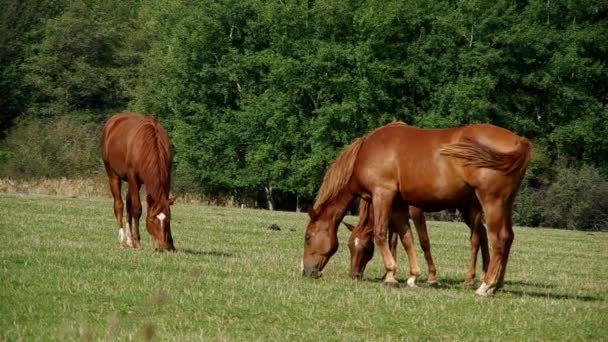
[0, 115, 101, 179]
[513, 182, 544, 227]
[540, 165, 608, 231]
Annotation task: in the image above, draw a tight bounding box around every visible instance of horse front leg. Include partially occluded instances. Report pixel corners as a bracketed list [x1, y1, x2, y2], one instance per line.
[372, 190, 398, 285]
[410, 206, 437, 286]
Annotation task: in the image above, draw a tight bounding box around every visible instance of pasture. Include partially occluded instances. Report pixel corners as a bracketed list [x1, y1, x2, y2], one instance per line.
[1, 193, 606, 340]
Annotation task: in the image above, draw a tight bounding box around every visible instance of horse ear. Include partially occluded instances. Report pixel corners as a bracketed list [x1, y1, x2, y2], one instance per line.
[342, 221, 355, 231]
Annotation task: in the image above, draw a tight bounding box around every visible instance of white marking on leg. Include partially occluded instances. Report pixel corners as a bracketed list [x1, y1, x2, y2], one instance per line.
[407, 275, 417, 288]
[126, 223, 133, 247]
[118, 228, 125, 243]
[475, 282, 492, 297]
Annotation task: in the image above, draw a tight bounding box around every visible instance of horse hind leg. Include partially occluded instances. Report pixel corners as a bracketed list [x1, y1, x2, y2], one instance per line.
[390, 206, 420, 288]
[107, 173, 126, 247]
[460, 205, 487, 286]
[125, 190, 135, 248]
[475, 194, 514, 297]
[127, 179, 142, 249]
[410, 207, 437, 286]
[372, 189, 398, 286]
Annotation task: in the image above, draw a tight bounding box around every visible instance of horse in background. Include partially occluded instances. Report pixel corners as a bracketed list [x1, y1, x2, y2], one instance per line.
[342, 200, 435, 287]
[302, 122, 530, 297]
[101, 112, 176, 251]
[344, 199, 489, 287]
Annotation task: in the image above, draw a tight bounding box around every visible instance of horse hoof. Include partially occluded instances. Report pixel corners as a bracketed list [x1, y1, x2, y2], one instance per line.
[463, 279, 475, 287]
[475, 282, 495, 297]
[406, 276, 417, 288]
[427, 280, 438, 288]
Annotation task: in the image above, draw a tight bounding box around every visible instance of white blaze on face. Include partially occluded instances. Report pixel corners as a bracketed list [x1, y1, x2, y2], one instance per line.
[157, 212, 166, 227]
[354, 238, 360, 248]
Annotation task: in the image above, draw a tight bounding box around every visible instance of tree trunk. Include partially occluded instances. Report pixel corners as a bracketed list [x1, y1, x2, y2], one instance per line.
[265, 186, 274, 211]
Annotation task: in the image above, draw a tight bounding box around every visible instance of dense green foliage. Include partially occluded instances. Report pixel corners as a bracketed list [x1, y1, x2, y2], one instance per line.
[1, 194, 606, 340]
[1, 0, 607, 228]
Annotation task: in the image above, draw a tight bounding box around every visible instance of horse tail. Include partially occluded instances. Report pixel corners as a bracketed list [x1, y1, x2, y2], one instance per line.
[313, 137, 366, 210]
[439, 137, 532, 175]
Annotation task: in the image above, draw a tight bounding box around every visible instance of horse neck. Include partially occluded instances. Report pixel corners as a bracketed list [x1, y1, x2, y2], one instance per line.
[317, 189, 356, 230]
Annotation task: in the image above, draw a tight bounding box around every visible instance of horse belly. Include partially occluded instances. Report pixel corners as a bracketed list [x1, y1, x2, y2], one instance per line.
[398, 175, 473, 212]
[102, 129, 132, 179]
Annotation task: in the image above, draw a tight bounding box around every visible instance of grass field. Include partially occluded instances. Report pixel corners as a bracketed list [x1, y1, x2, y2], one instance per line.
[1, 193, 607, 341]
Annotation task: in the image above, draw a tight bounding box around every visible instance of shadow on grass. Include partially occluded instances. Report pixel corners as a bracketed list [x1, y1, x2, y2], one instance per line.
[180, 248, 234, 257]
[360, 276, 603, 301]
[502, 289, 604, 302]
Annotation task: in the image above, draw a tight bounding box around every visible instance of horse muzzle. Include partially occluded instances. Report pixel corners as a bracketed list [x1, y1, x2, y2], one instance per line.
[301, 265, 322, 278]
[350, 272, 363, 280]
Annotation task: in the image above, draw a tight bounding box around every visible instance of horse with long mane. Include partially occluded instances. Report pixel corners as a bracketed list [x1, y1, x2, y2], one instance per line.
[344, 199, 489, 287]
[302, 122, 530, 296]
[101, 112, 176, 251]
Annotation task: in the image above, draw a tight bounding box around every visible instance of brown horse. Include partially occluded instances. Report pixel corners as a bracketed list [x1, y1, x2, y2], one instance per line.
[343, 200, 433, 287]
[344, 199, 489, 287]
[302, 122, 530, 296]
[101, 112, 176, 251]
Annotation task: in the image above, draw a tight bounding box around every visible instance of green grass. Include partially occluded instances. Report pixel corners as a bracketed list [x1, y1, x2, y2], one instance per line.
[1, 193, 606, 341]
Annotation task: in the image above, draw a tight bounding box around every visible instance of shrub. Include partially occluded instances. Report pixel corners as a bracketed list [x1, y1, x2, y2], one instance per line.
[0, 115, 101, 179]
[540, 165, 608, 231]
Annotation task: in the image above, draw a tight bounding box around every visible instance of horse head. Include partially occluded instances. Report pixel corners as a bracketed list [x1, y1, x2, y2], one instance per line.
[344, 221, 374, 280]
[146, 195, 176, 252]
[301, 207, 339, 278]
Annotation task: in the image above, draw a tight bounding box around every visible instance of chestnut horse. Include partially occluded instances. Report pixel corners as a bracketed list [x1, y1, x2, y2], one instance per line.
[101, 113, 176, 251]
[344, 199, 489, 287]
[343, 200, 434, 287]
[302, 122, 530, 296]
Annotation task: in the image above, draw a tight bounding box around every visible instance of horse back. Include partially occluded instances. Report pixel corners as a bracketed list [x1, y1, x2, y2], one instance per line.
[352, 123, 530, 211]
[101, 112, 169, 181]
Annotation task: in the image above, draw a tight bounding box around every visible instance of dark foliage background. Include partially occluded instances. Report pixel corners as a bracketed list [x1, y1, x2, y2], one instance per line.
[1, 0, 606, 230]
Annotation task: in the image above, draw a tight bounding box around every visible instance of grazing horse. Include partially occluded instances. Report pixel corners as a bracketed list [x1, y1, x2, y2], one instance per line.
[101, 112, 176, 251]
[302, 122, 530, 297]
[342, 200, 432, 287]
[344, 199, 489, 287]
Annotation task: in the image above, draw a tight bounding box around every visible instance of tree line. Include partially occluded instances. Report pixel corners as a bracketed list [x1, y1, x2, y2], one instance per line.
[1, 0, 607, 230]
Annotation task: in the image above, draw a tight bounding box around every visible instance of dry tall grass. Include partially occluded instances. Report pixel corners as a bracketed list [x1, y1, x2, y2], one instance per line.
[0, 176, 249, 207]
[0, 176, 110, 198]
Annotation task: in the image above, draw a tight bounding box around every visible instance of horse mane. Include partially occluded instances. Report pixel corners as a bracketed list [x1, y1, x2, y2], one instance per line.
[313, 122, 407, 212]
[132, 118, 172, 201]
[313, 137, 366, 211]
[439, 137, 532, 174]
